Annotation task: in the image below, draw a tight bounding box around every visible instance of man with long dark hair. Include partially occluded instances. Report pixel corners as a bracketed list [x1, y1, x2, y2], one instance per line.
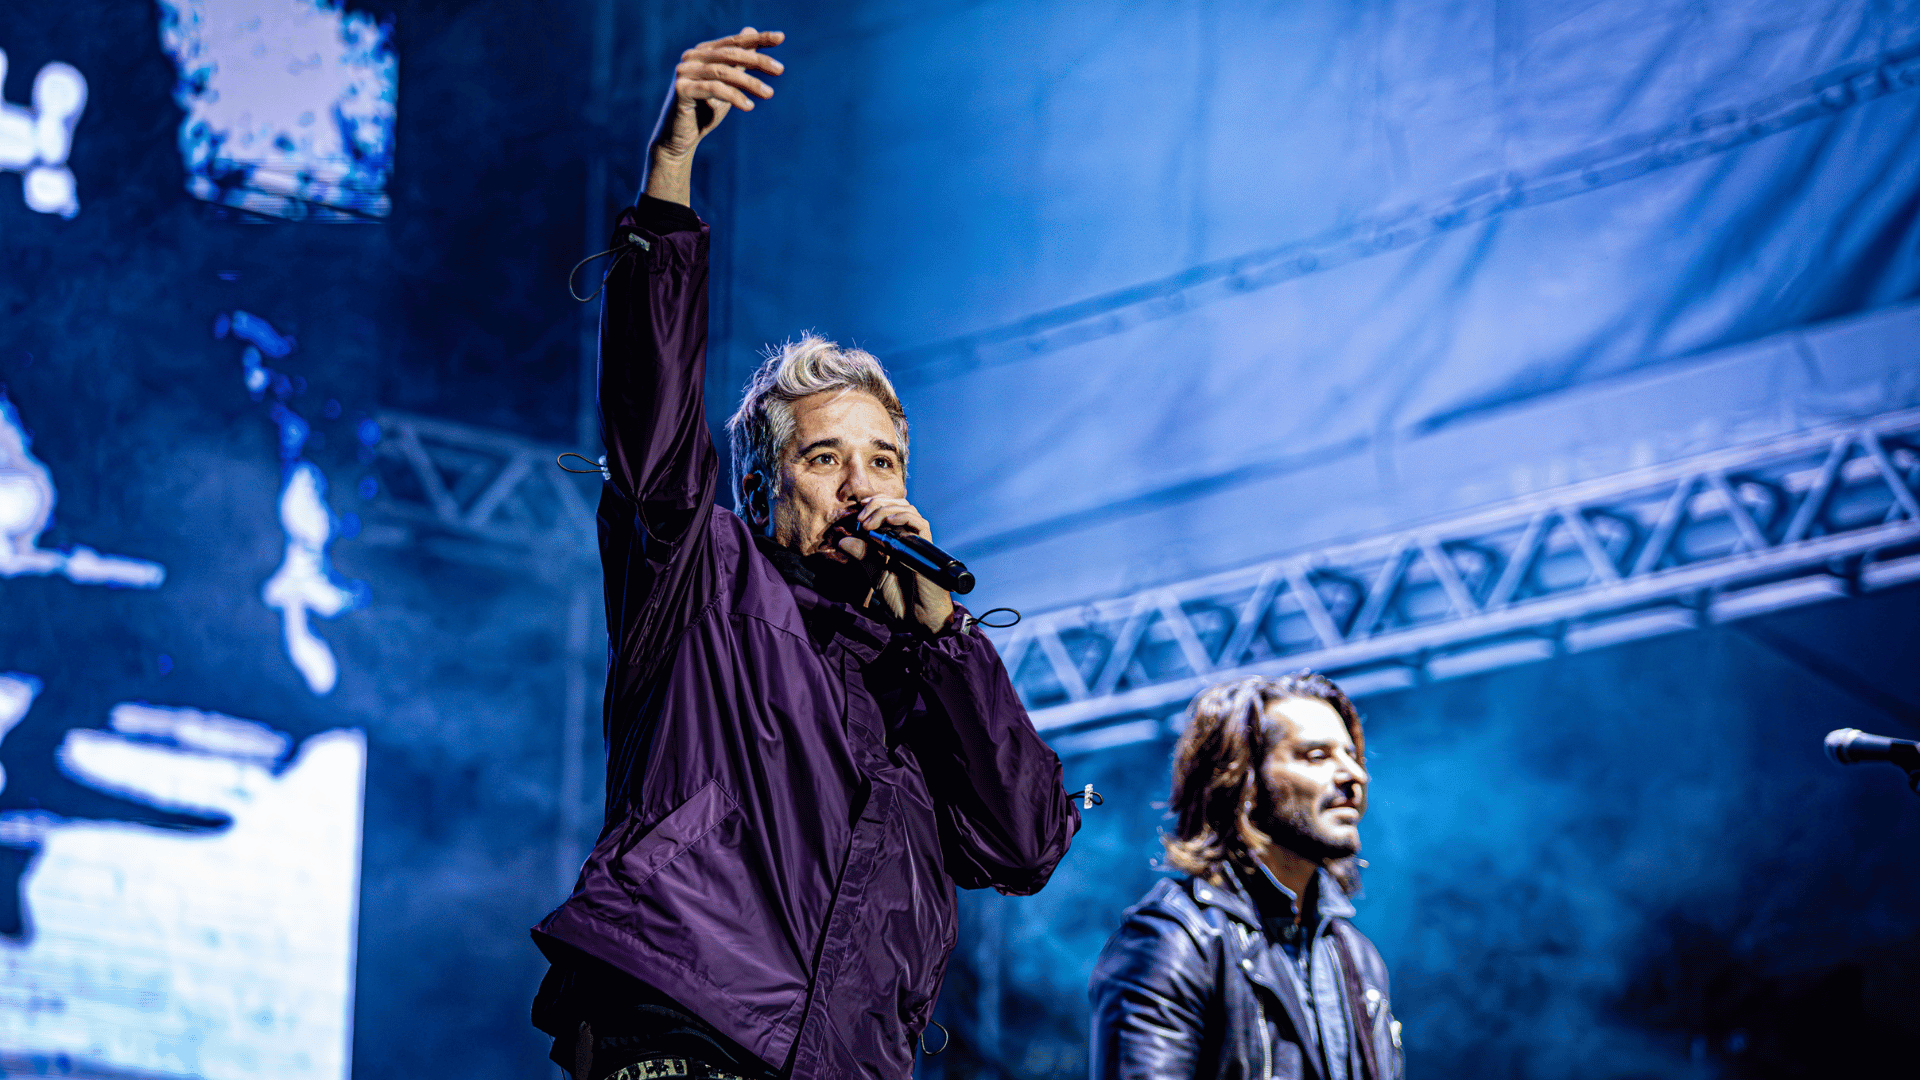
[1089, 673, 1403, 1080]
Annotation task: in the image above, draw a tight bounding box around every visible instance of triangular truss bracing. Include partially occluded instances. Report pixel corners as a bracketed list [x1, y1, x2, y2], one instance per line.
[364, 411, 599, 565]
[993, 408, 1920, 743]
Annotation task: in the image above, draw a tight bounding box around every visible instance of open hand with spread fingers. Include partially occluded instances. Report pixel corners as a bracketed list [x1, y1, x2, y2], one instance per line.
[647, 28, 785, 205]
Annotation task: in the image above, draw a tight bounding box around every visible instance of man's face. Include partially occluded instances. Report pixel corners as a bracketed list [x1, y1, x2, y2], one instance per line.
[1258, 696, 1368, 861]
[758, 389, 905, 559]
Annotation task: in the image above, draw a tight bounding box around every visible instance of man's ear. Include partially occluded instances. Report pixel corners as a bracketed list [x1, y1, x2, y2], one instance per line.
[741, 471, 771, 532]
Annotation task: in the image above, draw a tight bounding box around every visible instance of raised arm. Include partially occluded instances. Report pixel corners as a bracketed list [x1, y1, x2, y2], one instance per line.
[599, 29, 784, 522]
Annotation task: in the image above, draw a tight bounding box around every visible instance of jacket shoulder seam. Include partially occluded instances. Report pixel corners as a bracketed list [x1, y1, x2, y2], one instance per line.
[1132, 885, 1221, 951]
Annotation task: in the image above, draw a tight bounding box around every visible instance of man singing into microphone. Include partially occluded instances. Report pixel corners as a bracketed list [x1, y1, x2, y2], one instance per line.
[1089, 674, 1402, 1080]
[530, 28, 1080, 1080]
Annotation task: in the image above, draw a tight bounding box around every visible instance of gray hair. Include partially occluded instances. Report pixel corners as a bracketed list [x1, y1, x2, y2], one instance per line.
[725, 334, 909, 513]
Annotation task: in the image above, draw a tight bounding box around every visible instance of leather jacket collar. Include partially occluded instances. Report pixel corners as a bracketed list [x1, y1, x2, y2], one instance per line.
[1188, 864, 1356, 936]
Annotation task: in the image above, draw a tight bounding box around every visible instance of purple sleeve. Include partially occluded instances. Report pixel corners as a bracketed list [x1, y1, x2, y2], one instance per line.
[910, 616, 1082, 894]
[595, 198, 722, 686]
[599, 196, 716, 518]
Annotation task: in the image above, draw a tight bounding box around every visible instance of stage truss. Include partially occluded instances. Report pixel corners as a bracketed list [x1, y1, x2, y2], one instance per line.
[989, 407, 1920, 753]
[363, 410, 599, 566]
[357, 406, 1920, 760]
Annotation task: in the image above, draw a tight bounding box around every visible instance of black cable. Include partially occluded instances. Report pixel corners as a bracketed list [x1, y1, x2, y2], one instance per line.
[556, 452, 607, 477]
[568, 232, 650, 302]
[969, 607, 1021, 629]
[919, 1020, 949, 1056]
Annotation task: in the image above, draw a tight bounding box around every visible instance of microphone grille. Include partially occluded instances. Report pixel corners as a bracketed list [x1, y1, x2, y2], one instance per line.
[1824, 728, 1862, 765]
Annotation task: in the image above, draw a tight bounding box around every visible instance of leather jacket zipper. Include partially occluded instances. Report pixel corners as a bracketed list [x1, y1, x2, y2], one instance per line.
[1236, 924, 1273, 1079]
[1255, 995, 1273, 1079]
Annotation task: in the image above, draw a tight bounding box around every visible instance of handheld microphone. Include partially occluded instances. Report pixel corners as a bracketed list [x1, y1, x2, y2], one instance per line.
[1824, 728, 1920, 794]
[831, 514, 976, 595]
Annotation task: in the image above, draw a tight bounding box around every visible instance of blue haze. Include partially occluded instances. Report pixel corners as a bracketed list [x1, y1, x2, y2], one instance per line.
[0, 2, 1915, 1079]
[714, 3, 1920, 1079]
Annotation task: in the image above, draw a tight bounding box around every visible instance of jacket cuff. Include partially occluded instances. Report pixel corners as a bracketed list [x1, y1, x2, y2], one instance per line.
[635, 195, 703, 235]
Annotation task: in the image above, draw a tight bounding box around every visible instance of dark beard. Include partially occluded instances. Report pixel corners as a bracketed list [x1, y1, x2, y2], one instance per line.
[1261, 802, 1360, 864]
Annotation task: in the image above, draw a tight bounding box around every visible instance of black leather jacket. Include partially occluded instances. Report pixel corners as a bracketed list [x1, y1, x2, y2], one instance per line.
[1089, 871, 1404, 1080]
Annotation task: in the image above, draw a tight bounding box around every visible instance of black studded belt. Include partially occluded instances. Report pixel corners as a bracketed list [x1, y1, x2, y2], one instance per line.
[606, 1058, 753, 1080]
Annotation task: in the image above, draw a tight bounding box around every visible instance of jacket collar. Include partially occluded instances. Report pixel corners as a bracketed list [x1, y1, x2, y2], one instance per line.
[753, 533, 820, 590]
[1253, 863, 1356, 928]
[753, 534, 893, 664]
[1186, 872, 1260, 928]
[1190, 864, 1355, 932]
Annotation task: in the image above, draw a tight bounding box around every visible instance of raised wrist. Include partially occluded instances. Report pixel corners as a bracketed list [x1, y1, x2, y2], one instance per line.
[644, 140, 694, 200]
[649, 141, 694, 169]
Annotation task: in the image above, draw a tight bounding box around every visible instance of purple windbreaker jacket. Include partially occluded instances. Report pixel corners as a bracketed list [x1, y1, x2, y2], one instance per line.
[532, 198, 1080, 1080]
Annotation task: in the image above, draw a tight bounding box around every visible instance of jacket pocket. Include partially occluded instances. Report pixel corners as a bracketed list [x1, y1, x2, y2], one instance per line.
[612, 780, 740, 900]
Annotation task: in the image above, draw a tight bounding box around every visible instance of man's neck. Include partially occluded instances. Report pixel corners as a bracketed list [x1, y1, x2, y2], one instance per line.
[1253, 845, 1321, 926]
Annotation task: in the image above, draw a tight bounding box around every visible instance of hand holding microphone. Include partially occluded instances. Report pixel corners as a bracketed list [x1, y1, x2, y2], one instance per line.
[825, 497, 970, 635]
[833, 513, 976, 596]
[829, 496, 975, 596]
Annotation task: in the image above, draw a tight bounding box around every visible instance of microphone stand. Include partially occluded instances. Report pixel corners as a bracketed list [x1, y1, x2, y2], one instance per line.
[1825, 728, 1920, 795]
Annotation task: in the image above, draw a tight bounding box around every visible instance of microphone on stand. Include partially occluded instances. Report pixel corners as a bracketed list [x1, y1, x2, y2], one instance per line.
[1824, 728, 1920, 794]
[830, 514, 976, 595]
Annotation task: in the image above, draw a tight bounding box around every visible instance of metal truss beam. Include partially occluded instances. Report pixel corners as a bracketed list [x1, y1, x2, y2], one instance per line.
[362, 411, 598, 567]
[892, 43, 1920, 387]
[991, 408, 1920, 741]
